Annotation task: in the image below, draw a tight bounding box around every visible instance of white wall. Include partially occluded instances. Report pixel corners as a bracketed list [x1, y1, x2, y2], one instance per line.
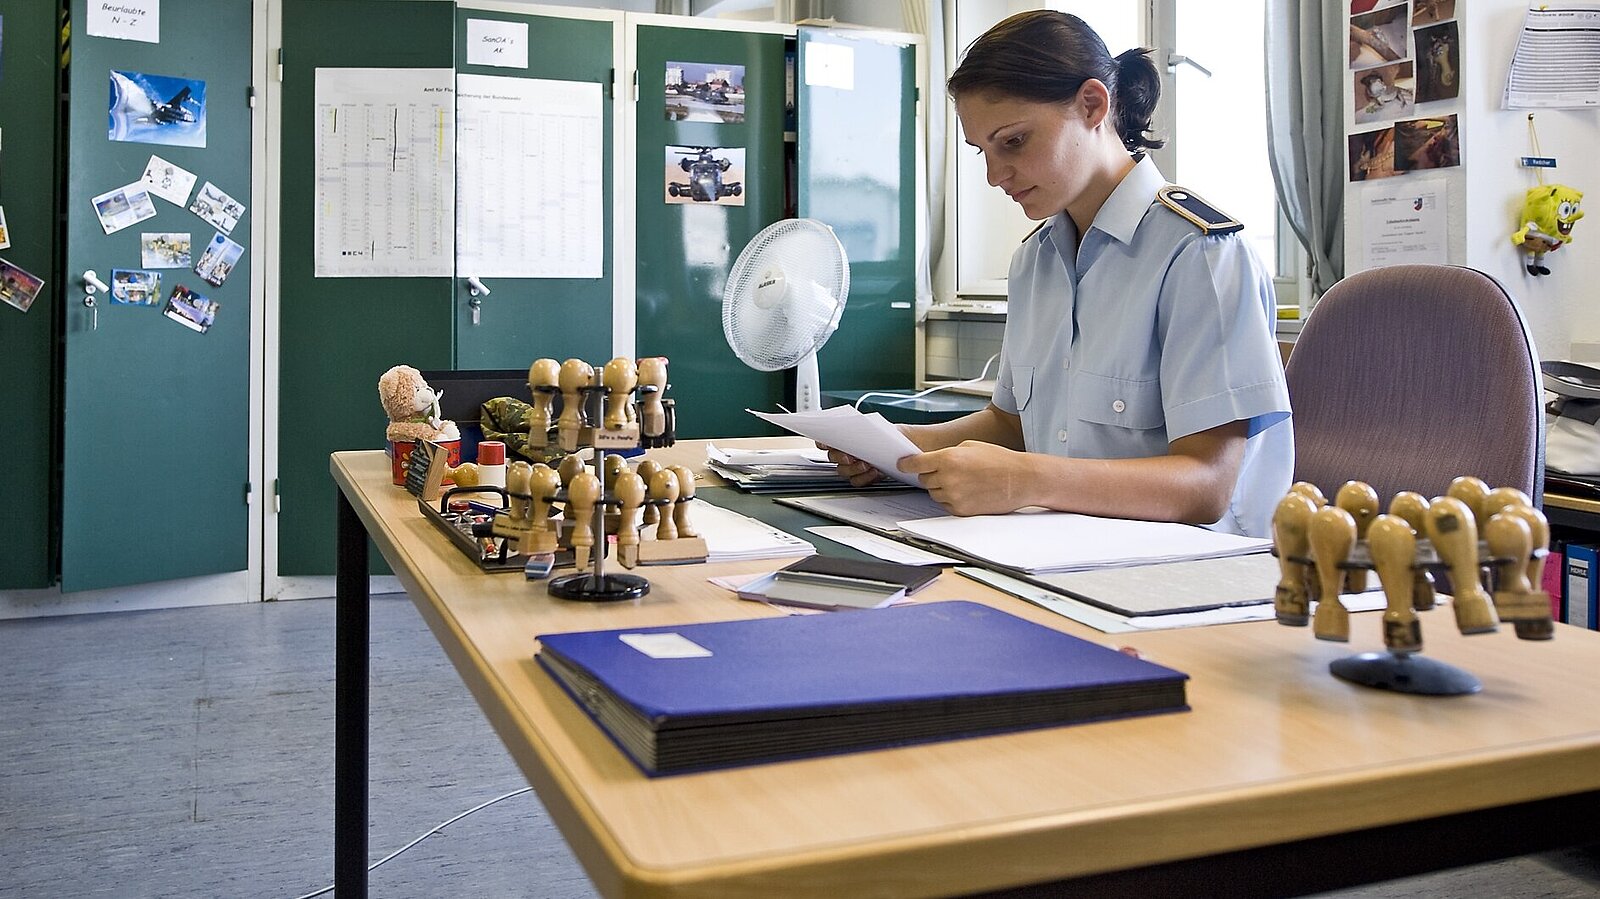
[1343, 0, 1600, 363]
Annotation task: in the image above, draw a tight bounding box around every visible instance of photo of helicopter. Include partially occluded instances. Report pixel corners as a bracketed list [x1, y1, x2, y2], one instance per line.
[109, 70, 208, 148]
[663, 61, 746, 124]
[664, 146, 745, 206]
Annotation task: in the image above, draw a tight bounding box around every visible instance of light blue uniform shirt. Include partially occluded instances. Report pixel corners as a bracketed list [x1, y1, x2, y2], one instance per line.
[991, 156, 1293, 537]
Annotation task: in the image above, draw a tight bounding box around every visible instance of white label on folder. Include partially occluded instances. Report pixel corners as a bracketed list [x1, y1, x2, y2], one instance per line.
[619, 633, 712, 659]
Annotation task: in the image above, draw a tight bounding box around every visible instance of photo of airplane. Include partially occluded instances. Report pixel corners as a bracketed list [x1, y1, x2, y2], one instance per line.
[109, 70, 208, 148]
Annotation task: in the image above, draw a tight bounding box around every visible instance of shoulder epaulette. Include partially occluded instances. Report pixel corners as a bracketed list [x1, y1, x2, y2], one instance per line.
[1021, 220, 1047, 243]
[1156, 185, 1243, 235]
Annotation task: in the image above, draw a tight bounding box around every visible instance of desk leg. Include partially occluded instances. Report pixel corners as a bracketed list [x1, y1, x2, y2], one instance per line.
[336, 490, 369, 896]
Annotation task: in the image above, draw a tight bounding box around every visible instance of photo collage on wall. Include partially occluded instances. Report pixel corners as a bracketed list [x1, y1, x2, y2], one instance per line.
[81, 60, 239, 332]
[1348, 0, 1462, 182]
[662, 61, 747, 206]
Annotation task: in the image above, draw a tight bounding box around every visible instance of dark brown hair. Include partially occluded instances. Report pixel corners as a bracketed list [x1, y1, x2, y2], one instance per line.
[947, 10, 1165, 154]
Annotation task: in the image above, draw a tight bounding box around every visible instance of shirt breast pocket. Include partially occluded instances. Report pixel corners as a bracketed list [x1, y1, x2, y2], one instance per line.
[1070, 371, 1164, 430]
[1010, 365, 1035, 411]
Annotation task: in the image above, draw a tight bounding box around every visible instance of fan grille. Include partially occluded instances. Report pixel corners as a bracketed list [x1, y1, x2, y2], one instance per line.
[721, 219, 849, 371]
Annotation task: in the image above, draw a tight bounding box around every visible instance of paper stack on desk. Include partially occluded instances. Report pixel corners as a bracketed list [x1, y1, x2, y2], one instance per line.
[688, 498, 816, 563]
[704, 443, 902, 493]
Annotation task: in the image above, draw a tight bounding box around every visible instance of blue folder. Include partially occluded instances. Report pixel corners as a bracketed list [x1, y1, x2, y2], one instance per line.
[536, 600, 1189, 775]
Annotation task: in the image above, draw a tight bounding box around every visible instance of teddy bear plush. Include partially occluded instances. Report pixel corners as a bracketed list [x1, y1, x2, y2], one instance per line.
[378, 365, 460, 443]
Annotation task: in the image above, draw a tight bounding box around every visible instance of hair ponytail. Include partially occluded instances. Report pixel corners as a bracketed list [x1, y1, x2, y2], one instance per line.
[1113, 49, 1165, 153]
[948, 11, 1166, 157]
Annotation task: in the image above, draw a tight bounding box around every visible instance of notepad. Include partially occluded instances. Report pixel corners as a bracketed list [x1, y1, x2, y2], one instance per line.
[536, 601, 1190, 775]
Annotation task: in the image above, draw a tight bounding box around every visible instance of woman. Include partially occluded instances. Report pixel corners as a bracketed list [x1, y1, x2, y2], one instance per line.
[830, 10, 1291, 538]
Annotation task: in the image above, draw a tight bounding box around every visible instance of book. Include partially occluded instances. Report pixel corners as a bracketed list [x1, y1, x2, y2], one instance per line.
[775, 554, 943, 594]
[738, 570, 906, 611]
[1543, 541, 1566, 622]
[535, 601, 1190, 775]
[1565, 543, 1598, 630]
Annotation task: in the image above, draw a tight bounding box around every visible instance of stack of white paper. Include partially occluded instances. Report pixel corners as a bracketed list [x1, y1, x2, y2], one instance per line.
[706, 443, 853, 493]
[746, 406, 923, 487]
[895, 510, 1270, 574]
[688, 498, 817, 563]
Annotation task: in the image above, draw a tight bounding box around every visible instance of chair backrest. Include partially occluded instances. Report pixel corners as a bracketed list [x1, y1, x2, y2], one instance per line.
[1284, 264, 1544, 508]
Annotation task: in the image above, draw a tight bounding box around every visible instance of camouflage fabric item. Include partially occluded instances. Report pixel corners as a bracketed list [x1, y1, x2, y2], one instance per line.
[480, 396, 568, 465]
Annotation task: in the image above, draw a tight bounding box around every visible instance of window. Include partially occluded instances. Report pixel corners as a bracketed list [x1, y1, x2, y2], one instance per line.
[954, 1, 1305, 307]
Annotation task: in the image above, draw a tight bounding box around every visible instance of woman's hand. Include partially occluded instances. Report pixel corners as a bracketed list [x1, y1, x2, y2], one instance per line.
[897, 440, 1032, 516]
[820, 444, 887, 488]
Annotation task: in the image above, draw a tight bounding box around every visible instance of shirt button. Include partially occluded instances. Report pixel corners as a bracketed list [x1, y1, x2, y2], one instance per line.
[1062, 358, 1070, 370]
[1112, 400, 1126, 413]
[1057, 429, 1069, 442]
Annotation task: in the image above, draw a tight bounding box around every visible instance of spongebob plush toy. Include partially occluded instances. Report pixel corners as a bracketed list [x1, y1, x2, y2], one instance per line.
[1512, 184, 1584, 276]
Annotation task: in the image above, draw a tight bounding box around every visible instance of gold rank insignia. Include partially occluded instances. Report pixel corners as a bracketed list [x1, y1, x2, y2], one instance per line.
[1157, 186, 1244, 235]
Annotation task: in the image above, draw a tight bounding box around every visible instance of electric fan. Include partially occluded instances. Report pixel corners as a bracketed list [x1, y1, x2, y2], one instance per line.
[721, 218, 850, 412]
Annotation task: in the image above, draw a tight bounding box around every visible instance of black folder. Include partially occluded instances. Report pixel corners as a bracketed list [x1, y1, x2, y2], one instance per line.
[536, 601, 1189, 776]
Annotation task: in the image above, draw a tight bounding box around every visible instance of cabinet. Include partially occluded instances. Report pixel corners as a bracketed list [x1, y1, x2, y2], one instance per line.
[274, 5, 921, 577]
[1, 0, 255, 593]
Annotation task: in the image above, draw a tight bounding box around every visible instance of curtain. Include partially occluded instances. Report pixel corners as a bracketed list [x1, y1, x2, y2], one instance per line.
[903, 0, 947, 319]
[1265, 0, 1344, 298]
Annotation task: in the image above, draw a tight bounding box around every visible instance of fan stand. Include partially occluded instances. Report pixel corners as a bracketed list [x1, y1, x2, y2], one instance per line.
[794, 352, 822, 413]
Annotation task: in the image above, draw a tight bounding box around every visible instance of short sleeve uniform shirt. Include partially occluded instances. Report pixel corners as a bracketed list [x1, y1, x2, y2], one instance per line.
[991, 156, 1293, 537]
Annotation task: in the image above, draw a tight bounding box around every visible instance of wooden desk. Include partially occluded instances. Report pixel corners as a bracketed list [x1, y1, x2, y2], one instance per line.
[333, 444, 1600, 898]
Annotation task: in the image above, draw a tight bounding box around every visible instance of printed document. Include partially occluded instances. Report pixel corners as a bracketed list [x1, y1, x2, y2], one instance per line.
[747, 406, 923, 486]
[314, 68, 455, 277]
[1503, 5, 1600, 108]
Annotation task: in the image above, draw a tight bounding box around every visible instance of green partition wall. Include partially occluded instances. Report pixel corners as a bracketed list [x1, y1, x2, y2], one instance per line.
[798, 28, 917, 391]
[279, 0, 456, 575]
[452, 6, 615, 369]
[633, 23, 789, 439]
[59, 0, 254, 591]
[0, 2, 62, 588]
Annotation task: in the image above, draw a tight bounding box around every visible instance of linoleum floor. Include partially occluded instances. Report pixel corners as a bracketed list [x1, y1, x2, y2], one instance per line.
[0, 596, 1595, 898]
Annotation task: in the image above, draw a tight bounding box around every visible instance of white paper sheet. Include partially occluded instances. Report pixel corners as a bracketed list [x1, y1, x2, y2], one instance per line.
[314, 68, 455, 277]
[87, 1, 159, 43]
[896, 511, 1271, 574]
[958, 567, 1388, 633]
[805, 526, 959, 566]
[1503, 5, 1600, 108]
[455, 74, 604, 279]
[466, 18, 529, 69]
[1361, 178, 1447, 269]
[689, 498, 816, 562]
[747, 406, 923, 486]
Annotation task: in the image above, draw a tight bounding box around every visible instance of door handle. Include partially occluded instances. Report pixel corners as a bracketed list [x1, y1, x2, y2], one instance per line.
[82, 270, 109, 330]
[466, 275, 491, 325]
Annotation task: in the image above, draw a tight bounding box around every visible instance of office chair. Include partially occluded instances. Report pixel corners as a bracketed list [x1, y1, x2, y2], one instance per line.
[1284, 264, 1544, 507]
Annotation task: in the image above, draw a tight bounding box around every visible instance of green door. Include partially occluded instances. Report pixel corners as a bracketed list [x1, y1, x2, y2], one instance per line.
[59, 0, 253, 591]
[633, 23, 789, 438]
[798, 28, 917, 391]
[0, 1, 62, 588]
[278, 0, 456, 575]
[453, 6, 616, 368]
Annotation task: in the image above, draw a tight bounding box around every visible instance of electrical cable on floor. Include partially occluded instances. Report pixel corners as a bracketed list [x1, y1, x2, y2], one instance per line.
[290, 786, 533, 899]
[853, 354, 1000, 411]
